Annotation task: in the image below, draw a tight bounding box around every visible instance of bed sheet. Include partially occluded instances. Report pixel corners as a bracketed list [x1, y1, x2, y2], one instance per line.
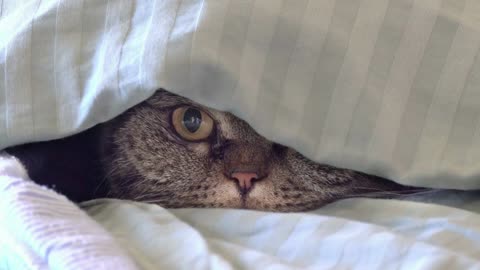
[2, 153, 480, 270]
[81, 197, 480, 270]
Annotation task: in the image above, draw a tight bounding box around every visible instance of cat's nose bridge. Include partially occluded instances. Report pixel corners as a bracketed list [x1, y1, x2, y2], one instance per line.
[223, 142, 270, 186]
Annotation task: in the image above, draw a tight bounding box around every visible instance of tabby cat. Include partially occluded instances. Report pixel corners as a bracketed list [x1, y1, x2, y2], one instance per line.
[6, 89, 425, 212]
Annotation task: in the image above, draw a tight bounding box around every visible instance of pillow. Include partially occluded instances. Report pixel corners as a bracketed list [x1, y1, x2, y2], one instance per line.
[1, 0, 480, 189]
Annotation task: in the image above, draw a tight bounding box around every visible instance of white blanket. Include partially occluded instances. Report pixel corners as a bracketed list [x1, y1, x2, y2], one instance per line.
[3, 155, 480, 270]
[0, 155, 138, 270]
[86, 199, 480, 270]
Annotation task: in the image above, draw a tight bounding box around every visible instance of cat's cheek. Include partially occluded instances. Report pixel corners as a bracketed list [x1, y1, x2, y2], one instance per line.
[212, 183, 243, 208]
[192, 177, 243, 208]
[186, 142, 211, 157]
[209, 112, 236, 139]
[246, 182, 276, 206]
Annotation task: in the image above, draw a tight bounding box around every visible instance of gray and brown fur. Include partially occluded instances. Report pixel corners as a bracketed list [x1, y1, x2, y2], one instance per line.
[6, 89, 423, 212]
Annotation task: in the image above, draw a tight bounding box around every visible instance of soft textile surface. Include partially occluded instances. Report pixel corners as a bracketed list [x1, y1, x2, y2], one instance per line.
[3, 154, 480, 270]
[2, 0, 480, 189]
[3, 1, 480, 269]
[82, 199, 480, 270]
[0, 155, 138, 270]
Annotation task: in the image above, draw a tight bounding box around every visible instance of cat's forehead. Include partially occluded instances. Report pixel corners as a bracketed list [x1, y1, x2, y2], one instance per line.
[146, 90, 226, 119]
[145, 89, 261, 141]
[146, 90, 222, 114]
[146, 90, 200, 107]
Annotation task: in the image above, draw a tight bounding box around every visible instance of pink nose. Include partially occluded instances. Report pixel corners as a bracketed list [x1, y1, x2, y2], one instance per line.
[230, 172, 258, 191]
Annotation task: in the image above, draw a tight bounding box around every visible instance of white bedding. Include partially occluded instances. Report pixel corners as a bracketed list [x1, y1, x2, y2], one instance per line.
[82, 198, 480, 270]
[2, 0, 480, 269]
[0, 155, 138, 270]
[2, 155, 480, 270]
[1, 0, 480, 189]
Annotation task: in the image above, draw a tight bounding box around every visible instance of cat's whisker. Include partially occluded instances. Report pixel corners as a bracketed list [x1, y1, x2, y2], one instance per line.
[352, 186, 407, 192]
[341, 188, 441, 200]
[138, 199, 171, 205]
[389, 189, 444, 198]
[354, 186, 429, 193]
[133, 193, 159, 202]
[92, 175, 109, 196]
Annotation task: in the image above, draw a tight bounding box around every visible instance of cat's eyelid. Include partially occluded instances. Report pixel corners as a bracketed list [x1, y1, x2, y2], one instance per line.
[178, 104, 214, 118]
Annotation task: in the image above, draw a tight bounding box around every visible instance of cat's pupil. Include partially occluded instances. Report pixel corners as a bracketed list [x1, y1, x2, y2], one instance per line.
[183, 108, 202, 133]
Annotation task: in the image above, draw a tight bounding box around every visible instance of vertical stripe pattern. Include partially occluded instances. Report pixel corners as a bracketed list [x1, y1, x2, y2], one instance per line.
[1, 0, 480, 189]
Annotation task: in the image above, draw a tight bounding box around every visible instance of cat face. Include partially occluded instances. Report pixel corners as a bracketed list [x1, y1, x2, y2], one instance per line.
[100, 89, 415, 212]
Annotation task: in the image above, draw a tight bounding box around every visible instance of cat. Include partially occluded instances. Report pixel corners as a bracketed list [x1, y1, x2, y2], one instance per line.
[4, 89, 436, 212]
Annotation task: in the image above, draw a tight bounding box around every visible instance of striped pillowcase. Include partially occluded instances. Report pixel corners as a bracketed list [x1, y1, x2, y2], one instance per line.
[1, 0, 480, 189]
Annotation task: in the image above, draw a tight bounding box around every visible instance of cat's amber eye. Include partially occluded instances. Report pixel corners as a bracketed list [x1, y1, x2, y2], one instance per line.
[172, 106, 214, 141]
